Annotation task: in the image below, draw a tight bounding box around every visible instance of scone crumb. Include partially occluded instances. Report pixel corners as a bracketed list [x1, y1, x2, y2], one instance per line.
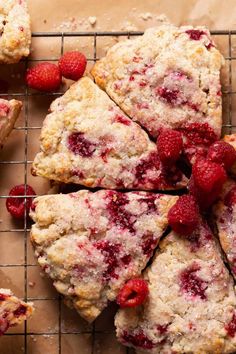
[139, 12, 152, 21]
[88, 16, 97, 26]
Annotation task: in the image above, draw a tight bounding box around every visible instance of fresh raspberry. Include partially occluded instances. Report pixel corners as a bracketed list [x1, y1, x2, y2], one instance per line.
[117, 278, 149, 308]
[58, 51, 87, 81]
[191, 158, 227, 209]
[157, 129, 183, 165]
[26, 62, 61, 92]
[6, 184, 36, 219]
[168, 195, 200, 236]
[207, 141, 236, 171]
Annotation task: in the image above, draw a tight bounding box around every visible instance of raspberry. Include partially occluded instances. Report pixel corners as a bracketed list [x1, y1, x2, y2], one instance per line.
[168, 195, 200, 236]
[117, 278, 149, 308]
[225, 313, 236, 337]
[207, 141, 236, 171]
[157, 129, 183, 165]
[191, 158, 227, 209]
[6, 184, 36, 219]
[68, 132, 96, 157]
[185, 29, 206, 40]
[58, 51, 87, 81]
[180, 263, 208, 300]
[26, 62, 61, 92]
[122, 330, 154, 349]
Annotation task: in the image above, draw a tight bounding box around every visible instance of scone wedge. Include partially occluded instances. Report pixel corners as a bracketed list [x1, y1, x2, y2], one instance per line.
[115, 220, 236, 354]
[32, 77, 187, 190]
[92, 25, 224, 163]
[30, 190, 178, 322]
[0, 0, 31, 63]
[0, 288, 34, 335]
[0, 98, 22, 147]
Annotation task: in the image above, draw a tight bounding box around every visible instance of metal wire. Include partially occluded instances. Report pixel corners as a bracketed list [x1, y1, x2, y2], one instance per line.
[0, 30, 235, 354]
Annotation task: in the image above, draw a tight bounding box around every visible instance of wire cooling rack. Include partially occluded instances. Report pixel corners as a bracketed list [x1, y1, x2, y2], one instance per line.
[0, 30, 235, 354]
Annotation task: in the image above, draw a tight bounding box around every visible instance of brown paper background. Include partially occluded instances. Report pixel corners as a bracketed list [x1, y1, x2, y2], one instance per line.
[0, 1, 236, 353]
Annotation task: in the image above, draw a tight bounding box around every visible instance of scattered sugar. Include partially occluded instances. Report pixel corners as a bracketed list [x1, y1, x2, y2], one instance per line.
[88, 16, 97, 26]
[28, 281, 36, 288]
[30, 334, 37, 342]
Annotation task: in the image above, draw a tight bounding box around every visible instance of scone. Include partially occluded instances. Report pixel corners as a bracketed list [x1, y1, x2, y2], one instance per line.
[212, 179, 236, 279]
[224, 134, 236, 176]
[0, 98, 22, 147]
[92, 25, 224, 163]
[115, 220, 236, 354]
[32, 77, 187, 190]
[30, 190, 177, 322]
[0, 288, 34, 335]
[0, 0, 31, 63]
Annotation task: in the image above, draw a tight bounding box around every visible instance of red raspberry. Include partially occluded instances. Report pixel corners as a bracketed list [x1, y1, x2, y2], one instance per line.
[191, 158, 227, 209]
[6, 184, 36, 219]
[207, 141, 236, 171]
[117, 278, 149, 308]
[58, 51, 87, 81]
[157, 129, 183, 165]
[168, 195, 200, 236]
[26, 62, 61, 92]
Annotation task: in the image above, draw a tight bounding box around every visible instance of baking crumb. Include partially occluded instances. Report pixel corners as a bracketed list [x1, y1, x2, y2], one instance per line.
[43, 19, 47, 24]
[156, 14, 170, 23]
[29, 281, 36, 288]
[139, 12, 152, 21]
[30, 334, 37, 342]
[88, 16, 97, 26]
[121, 21, 138, 32]
[43, 334, 51, 339]
[132, 7, 137, 11]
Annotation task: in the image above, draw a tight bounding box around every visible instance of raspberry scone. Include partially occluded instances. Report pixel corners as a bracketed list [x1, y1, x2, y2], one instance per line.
[32, 77, 187, 190]
[212, 179, 236, 279]
[115, 221, 236, 353]
[0, 288, 34, 335]
[30, 190, 177, 322]
[0, 99, 22, 148]
[0, 0, 31, 63]
[91, 25, 224, 163]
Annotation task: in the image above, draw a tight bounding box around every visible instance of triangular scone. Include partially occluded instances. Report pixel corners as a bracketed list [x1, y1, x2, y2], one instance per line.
[32, 77, 187, 190]
[0, 0, 31, 63]
[30, 190, 178, 322]
[212, 179, 236, 279]
[0, 99, 22, 147]
[92, 25, 224, 163]
[115, 220, 236, 354]
[0, 288, 34, 335]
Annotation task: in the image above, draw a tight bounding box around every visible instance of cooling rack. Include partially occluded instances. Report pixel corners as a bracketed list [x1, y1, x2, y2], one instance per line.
[0, 30, 235, 354]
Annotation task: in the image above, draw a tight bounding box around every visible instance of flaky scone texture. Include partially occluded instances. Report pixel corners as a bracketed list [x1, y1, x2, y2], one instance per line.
[0, 288, 34, 335]
[32, 77, 187, 190]
[115, 221, 236, 354]
[92, 25, 224, 162]
[0, 0, 31, 63]
[30, 190, 177, 322]
[0, 98, 22, 147]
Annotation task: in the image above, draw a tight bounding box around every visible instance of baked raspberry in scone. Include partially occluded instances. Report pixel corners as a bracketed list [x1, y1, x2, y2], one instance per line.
[32, 77, 187, 190]
[224, 134, 236, 175]
[212, 179, 236, 279]
[0, 0, 31, 63]
[115, 220, 236, 354]
[0, 99, 22, 147]
[91, 25, 224, 163]
[0, 288, 34, 335]
[30, 190, 177, 322]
